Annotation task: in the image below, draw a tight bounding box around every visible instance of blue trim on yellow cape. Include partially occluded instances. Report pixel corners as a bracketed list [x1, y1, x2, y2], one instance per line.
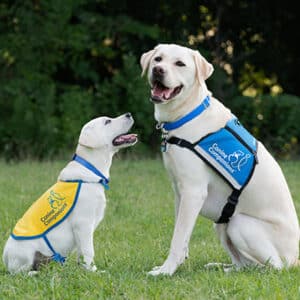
[10, 154, 110, 265]
[11, 181, 82, 241]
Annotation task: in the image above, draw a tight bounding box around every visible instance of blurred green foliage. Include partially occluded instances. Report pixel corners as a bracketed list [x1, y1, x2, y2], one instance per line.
[0, 0, 157, 159]
[0, 0, 299, 159]
[230, 94, 300, 159]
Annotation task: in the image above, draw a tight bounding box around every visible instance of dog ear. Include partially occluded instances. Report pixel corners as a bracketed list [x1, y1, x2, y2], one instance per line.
[78, 125, 100, 148]
[140, 49, 156, 77]
[193, 50, 214, 84]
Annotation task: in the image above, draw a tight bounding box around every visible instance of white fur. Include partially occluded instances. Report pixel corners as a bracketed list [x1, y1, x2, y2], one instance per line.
[2, 113, 137, 274]
[141, 43, 300, 276]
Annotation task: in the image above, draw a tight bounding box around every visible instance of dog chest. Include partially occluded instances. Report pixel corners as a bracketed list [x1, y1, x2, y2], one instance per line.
[165, 116, 258, 223]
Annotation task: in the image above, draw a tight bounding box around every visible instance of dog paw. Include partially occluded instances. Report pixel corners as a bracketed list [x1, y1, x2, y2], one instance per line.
[82, 263, 97, 272]
[28, 271, 39, 276]
[148, 266, 170, 276]
[90, 265, 98, 272]
[148, 261, 178, 276]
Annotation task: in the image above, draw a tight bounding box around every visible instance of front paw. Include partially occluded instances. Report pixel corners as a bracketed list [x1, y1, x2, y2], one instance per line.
[82, 262, 97, 272]
[148, 259, 179, 276]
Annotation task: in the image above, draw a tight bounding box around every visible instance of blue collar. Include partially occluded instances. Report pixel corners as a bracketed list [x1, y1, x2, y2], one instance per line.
[72, 154, 110, 190]
[160, 96, 210, 131]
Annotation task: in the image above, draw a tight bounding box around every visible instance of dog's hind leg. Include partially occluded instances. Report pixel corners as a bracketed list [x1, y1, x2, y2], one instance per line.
[205, 223, 252, 270]
[5, 254, 35, 274]
[225, 213, 299, 269]
[3, 241, 35, 274]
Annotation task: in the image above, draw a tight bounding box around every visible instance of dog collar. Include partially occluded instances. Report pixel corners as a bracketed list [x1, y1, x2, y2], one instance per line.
[72, 154, 110, 190]
[158, 95, 210, 131]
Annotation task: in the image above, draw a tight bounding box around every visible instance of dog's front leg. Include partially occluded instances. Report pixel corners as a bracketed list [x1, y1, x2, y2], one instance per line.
[172, 181, 189, 260]
[74, 225, 97, 272]
[149, 187, 207, 276]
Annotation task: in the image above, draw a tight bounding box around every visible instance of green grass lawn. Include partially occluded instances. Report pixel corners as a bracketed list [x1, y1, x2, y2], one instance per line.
[0, 158, 300, 300]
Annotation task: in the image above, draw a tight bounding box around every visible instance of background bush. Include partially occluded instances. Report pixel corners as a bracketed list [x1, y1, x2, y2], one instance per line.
[0, 0, 299, 160]
[230, 94, 300, 158]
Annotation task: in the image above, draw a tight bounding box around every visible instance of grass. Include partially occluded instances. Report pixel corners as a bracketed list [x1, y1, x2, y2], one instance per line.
[0, 158, 300, 299]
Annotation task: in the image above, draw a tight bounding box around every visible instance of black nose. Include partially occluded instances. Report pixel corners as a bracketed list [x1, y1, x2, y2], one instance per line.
[153, 66, 165, 76]
[125, 112, 132, 118]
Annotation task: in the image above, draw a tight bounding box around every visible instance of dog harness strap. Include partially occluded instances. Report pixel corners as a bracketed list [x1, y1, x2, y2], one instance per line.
[161, 96, 210, 131]
[215, 189, 241, 224]
[167, 137, 242, 223]
[43, 235, 66, 264]
[72, 154, 109, 190]
[167, 136, 194, 149]
[166, 117, 258, 224]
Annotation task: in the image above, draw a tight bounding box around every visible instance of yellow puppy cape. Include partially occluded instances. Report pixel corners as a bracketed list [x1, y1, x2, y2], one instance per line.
[11, 181, 82, 240]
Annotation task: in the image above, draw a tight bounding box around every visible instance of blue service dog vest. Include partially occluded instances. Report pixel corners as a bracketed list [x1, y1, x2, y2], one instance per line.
[167, 117, 258, 223]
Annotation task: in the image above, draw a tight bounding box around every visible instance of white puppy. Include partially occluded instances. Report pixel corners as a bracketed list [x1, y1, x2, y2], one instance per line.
[141, 44, 299, 275]
[3, 113, 137, 274]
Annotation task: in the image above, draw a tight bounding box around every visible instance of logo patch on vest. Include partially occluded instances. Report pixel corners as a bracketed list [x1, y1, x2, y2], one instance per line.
[12, 181, 81, 239]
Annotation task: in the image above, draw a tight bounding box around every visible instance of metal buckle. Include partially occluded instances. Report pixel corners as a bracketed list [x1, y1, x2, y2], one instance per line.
[161, 130, 168, 152]
[156, 123, 164, 130]
[227, 194, 238, 205]
[156, 122, 169, 152]
[161, 138, 167, 152]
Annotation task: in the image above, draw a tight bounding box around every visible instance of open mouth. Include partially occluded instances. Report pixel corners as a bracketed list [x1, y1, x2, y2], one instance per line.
[151, 80, 183, 103]
[112, 133, 138, 146]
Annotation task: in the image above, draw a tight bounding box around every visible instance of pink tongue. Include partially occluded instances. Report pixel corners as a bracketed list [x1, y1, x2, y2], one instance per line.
[152, 86, 174, 99]
[115, 134, 137, 143]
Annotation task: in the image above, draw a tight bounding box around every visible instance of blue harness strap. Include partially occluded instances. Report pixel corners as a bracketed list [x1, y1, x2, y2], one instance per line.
[166, 117, 258, 223]
[72, 154, 110, 190]
[43, 236, 66, 264]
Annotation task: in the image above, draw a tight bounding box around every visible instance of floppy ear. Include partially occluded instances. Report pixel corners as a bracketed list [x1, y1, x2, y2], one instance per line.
[78, 125, 101, 148]
[193, 50, 214, 84]
[140, 49, 156, 77]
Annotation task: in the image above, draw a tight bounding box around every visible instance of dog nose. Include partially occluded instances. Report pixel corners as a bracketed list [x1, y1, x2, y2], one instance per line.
[153, 66, 165, 76]
[125, 112, 132, 119]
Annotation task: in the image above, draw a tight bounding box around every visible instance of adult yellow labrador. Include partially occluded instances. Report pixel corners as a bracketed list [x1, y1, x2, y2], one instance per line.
[140, 43, 299, 275]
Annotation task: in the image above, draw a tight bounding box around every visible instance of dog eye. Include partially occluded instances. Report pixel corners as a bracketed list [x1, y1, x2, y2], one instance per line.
[154, 56, 162, 62]
[104, 119, 111, 125]
[175, 61, 186, 67]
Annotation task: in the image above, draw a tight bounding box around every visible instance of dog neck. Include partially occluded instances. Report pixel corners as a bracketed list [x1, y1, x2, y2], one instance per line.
[58, 145, 113, 183]
[75, 145, 113, 177]
[154, 82, 210, 123]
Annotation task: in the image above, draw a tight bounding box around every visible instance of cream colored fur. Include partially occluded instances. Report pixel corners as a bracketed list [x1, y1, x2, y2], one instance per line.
[141, 44, 299, 276]
[3, 113, 137, 274]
